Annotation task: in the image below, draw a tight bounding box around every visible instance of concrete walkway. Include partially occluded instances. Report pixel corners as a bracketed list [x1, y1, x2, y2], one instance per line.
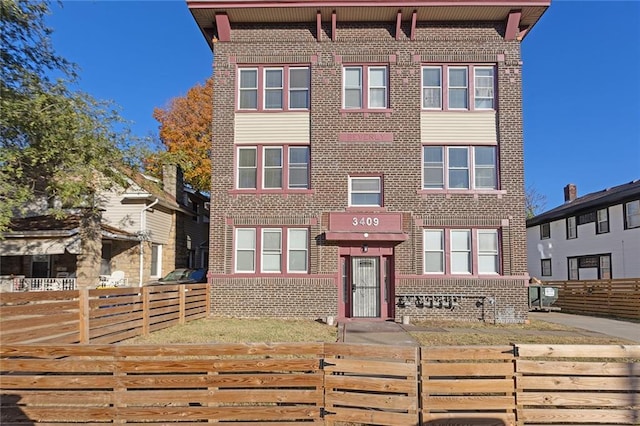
[339, 320, 418, 346]
[529, 312, 640, 343]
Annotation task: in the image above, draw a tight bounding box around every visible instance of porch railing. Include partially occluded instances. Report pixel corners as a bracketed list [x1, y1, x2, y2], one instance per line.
[12, 277, 77, 292]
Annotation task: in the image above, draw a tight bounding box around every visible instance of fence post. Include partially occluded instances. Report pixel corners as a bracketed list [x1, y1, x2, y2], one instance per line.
[179, 285, 186, 325]
[142, 286, 150, 337]
[79, 287, 90, 343]
[206, 281, 211, 317]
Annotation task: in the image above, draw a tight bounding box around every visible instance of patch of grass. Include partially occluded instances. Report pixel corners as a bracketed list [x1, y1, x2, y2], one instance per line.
[408, 319, 635, 346]
[122, 317, 337, 344]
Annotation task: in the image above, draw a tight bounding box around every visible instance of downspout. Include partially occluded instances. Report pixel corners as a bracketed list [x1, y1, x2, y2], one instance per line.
[139, 197, 159, 286]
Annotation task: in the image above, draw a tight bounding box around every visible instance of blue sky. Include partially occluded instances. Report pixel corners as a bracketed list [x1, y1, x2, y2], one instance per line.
[47, 1, 639, 210]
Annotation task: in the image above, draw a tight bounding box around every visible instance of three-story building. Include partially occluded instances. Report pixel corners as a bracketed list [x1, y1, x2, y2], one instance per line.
[189, 0, 550, 323]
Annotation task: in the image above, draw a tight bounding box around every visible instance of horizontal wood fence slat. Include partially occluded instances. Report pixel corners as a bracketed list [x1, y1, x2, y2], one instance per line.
[543, 278, 640, 320]
[1, 343, 639, 425]
[0, 283, 209, 345]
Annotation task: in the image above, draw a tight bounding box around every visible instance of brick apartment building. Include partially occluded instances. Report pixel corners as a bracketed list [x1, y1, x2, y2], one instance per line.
[188, 0, 550, 323]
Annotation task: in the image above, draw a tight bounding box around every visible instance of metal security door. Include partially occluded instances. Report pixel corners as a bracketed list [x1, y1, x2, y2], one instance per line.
[351, 257, 380, 317]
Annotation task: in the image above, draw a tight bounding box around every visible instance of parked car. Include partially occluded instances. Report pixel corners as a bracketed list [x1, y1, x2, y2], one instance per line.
[151, 268, 207, 285]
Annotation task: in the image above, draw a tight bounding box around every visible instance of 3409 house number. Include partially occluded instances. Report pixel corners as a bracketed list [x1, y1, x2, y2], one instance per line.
[352, 217, 380, 227]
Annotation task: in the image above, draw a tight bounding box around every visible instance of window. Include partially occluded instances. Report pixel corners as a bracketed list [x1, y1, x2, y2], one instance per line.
[596, 208, 609, 234]
[238, 66, 310, 111]
[624, 200, 640, 229]
[422, 65, 495, 110]
[566, 216, 577, 239]
[288, 229, 308, 273]
[423, 229, 500, 275]
[424, 230, 444, 273]
[422, 146, 497, 190]
[540, 223, 550, 239]
[541, 259, 552, 277]
[600, 255, 611, 279]
[451, 230, 471, 274]
[477, 230, 499, 274]
[150, 244, 162, 278]
[568, 258, 578, 280]
[261, 229, 282, 272]
[234, 227, 309, 274]
[343, 65, 388, 109]
[236, 145, 310, 191]
[235, 229, 256, 272]
[349, 176, 382, 207]
[238, 147, 257, 189]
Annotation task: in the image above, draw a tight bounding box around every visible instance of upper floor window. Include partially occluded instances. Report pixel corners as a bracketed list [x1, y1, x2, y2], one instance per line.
[235, 227, 309, 274]
[422, 146, 497, 190]
[541, 259, 552, 277]
[566, 216, 577, 239]
[238, 66, 310, 111]
[423, 228, 500, 275]
[596, 208, 609, 234]
[422, 65, 495, 111]
[343, 65, 388, 110]
[349, 176, 382, 207]
[624, 200, 640, 229]
[540, 223, 550, 240]
[236, 145, 310, 191]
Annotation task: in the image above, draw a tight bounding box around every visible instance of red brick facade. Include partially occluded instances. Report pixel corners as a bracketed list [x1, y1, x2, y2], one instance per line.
[192, 3, 547, 323]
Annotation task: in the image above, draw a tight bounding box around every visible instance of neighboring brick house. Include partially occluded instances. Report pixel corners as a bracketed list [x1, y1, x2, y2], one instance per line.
[188, 0, 549, 323]
[527, 181, 640, 281]
[0, 165, 210, 289]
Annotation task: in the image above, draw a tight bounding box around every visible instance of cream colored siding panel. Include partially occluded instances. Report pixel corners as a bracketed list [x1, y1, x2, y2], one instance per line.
[235, 113, 310, 144]
[146, 207, 173, 245]
[101, 190, 144, 232]
[421, 111, 497, 144]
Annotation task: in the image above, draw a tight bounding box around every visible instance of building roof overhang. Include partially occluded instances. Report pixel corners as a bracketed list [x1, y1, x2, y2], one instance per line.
[188, 0, 550, 46]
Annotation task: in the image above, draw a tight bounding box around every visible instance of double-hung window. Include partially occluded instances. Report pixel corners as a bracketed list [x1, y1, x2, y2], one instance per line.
[423, 228, 500, 275]
[234, 227, 309, 273]
[422, 146, 497, 190]
[349, 177, 382, 207]
[566, 216, 577, 239]
[541, 259, 552, 277]
[422, 65, 495, 110]
[596, 208, 609, 234]
[540, 223, 550, 239]
[238, 66, 310, 111]
[343, 65, 388, 110]
[625, 200, 640, 229]
[236, 145, 310, 191]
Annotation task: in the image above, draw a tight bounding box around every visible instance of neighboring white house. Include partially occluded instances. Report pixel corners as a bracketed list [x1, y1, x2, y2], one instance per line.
[527, 180, 640, 281]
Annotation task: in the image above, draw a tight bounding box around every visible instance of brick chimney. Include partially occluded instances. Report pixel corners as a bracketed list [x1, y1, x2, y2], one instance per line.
[162, 164, 184, 203]
[564, 183, 577, 202]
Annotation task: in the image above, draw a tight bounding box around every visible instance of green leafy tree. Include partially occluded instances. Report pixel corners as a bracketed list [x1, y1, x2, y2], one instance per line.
[1, 0, 133, 232]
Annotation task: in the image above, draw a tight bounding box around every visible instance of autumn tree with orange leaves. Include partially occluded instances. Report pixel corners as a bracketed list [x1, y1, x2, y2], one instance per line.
[148, 77, 212, 192]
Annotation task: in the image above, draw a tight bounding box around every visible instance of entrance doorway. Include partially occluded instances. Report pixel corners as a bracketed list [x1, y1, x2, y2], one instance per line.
[351, 257, 380, 317]
[341, 253, 393, 319]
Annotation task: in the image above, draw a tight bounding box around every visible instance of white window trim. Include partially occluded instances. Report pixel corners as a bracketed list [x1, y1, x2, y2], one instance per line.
[477, 229, 499, 275]
[287, 228, 309, 273]
[237, 147, 257, 189]
[261, 228, 282, 273]
[288, 67, 310, 110]
[348, 176, 382, 207]
[473, 66, 495, 110]
[423, 229, 445, 274]
[450, 229, 472, 274]
[447, 66, 469, 110]
[150, 244, 163, 279]
[368, 66, 388, 109]
[263, 67, 284, 110]
[238, 68, 258, 110]
[235, 228, 256, 273]
[421, 66, 442, 110]
[262, 146, 283, 189]
[422, 145, 497, 191]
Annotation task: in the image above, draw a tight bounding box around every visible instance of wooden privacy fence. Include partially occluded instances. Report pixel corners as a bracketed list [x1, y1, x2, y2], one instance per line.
[1, 343, 638, 425]
[0, 283, 209, 345]
[545, 278, 640, 320]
